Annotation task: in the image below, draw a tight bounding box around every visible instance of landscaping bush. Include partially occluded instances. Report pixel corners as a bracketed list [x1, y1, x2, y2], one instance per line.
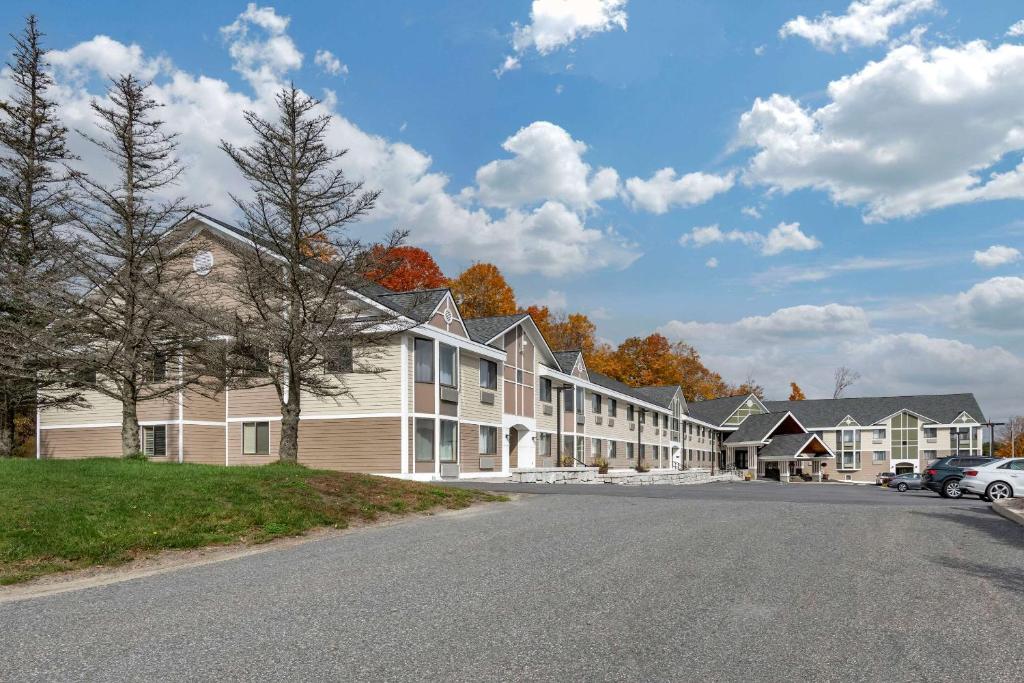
[593, 456, 609, 474]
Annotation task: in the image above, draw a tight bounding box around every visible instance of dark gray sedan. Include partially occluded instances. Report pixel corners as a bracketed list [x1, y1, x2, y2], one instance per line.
[889, 472, 924, 492]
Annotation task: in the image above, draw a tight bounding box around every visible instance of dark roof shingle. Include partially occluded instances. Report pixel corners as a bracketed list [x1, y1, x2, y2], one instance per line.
[685, 394, 752, 426]
[463, 314, 530, 344]
[763, 394, 985, 427]
[758, 433, 828, 459]
[724, 412, 795, 444]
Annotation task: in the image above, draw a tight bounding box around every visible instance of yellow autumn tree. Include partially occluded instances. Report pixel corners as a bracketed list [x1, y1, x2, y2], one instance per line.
[788, 382, 807, 400]
[449, 263, 517, 318]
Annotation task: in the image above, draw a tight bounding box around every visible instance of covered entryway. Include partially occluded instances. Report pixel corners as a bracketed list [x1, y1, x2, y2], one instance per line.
[893, 462, 915, 475]
[755, 433, 834, 482]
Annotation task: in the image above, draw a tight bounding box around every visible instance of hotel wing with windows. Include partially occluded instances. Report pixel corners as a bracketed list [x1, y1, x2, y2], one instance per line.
[37, 213, 987, 483]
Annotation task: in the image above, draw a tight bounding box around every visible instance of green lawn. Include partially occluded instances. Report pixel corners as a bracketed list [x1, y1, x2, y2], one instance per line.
[0, 458, 502, 585]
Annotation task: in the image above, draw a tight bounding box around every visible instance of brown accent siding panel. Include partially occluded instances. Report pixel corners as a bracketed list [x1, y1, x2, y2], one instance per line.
[297, 418, 401, 473]
[414, 382, 435, 413]
[439, 400, 458, 417]
[522, 386, 535, 418]
[460, 423, 480, 472]
[183, 425, 226, 465]
[503, 381, 516, 414]
[40, 426, 123, 459]
[508, 428, 519, 469]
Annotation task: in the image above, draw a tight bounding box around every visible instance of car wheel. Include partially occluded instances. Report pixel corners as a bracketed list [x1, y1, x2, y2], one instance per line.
[942, 479, 963, 499]
[986, 481, 1013, 501]
[897, 483, 908, 492]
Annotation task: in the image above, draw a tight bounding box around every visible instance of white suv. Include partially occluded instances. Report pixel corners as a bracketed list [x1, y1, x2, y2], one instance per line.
[959, 458, 1024, 501]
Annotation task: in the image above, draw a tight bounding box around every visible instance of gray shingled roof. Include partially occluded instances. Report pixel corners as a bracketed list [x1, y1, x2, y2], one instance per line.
[758, 433, 830, 459]
[463, 314, 530, 344]
[634, 386, 681, 408]
[763, 393, 985, 427]
[375, 289, 449, 322]
[724, 412, 795, 444]
[551, 351, 583, 374]
[685, 394, 751, 426]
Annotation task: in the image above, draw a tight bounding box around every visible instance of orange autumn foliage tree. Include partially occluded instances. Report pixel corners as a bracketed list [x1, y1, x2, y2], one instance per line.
[788, 382, 807, 400]
[449, 262, 517, 318]
[365, 245, 447, 291]
[523, 305, 597, 356]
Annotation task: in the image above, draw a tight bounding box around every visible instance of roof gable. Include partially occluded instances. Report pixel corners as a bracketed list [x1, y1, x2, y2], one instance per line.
[764, 393, 985, 427]
[426, 292, 468, 338]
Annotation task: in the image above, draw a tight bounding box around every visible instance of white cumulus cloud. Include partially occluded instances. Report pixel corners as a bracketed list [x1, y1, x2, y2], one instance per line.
[474, 121, 619, 210]
[624, 169, 735, 214]
[953, 277, 1024, 331]
[736, 40, 1024, 222]
[973, 245, 1021, 268]
[498, 0, 627, 74]
[1008, 20, 1024, 38]
[705, 257, 719, 268]
[314, 49, 347, 76]
[40, 5, 639, 277]
[780, 0, 937, 52]
[679, 222, 820, 256]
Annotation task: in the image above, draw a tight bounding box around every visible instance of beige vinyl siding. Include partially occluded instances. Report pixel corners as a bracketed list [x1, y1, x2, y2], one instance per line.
[39, 426, 122, 458]
[535, 381, 557, 432]
[295, 418, 401, 472]
[39, 388, 122, 426]
[138, 395, 179, 422]
[301, 340, 403, 416]
[183, 424, 225, 464]
[460, 352, 502, 424]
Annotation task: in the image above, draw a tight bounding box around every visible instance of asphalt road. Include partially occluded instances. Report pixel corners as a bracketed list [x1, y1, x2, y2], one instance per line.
[3, 482, 1023, 682]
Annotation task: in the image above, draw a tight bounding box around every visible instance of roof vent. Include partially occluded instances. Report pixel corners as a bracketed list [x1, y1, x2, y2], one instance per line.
[193, 250, 214, 276]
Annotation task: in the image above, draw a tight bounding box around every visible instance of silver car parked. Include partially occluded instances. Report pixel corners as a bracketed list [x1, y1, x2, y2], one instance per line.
[889, 472, 924, 492]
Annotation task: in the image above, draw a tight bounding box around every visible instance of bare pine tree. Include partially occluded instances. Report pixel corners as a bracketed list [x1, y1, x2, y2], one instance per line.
[832, 366, 860, 399]
[0, 16, 81, 457]
[46, 74, 212, 456]
[217, 85, 410, 463]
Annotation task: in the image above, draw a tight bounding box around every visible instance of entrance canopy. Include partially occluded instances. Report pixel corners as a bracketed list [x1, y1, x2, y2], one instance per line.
[756, 433, 834, 462]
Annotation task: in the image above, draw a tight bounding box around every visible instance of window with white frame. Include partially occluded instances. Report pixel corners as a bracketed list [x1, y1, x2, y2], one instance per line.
[539, 377, 551, 402]
[838, 428, 861, 469]
[537, 433, 551, 456]
[439, 344, 457, 387]
[575, 387, 585, 415]
[415, 419, 434, 462]
[242, 422, 269, 455]
[626, 442, 634, 459]
[575, 436, 584, 461]
[609, 398, 617, 417]
[479, 426, 497, 455]
[608, 441, 617, 459]
[326, 343, 353, 374]
[142, 425, 166, 457]
[923, 427, 937, 440]
[414, 338, 434, 383]
[439, 420, 458, 462]
[479, 359, 497, 390]
[564, 385, 574, 412]
[149, 351, 168, 383]
[872, 428, 885, 441]
[627, 405, 635, 421]
[591, 438, 601, 458]
[592, 393, 602, 414]
[873, 451, 886, 463]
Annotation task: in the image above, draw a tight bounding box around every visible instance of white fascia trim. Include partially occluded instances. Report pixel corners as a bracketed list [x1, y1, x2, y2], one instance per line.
[681, 415, 721, 431]
[538, 366, 669, 417]
[459, 418, 504, 428]
[412, 324, 506, 360]
[300, 412, 403, 421]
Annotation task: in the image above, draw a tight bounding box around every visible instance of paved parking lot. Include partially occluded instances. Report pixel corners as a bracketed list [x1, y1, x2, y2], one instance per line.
[2, 482, 1022, 682]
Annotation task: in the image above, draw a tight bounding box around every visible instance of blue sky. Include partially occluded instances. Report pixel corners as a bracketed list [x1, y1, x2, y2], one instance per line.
[4, 1, 1023, 415]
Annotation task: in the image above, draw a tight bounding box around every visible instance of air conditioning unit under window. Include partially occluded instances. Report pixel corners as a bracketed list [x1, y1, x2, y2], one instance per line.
[440, 463, 459, 478]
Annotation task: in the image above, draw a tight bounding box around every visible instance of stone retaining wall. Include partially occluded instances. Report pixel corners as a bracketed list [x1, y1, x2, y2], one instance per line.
[507, 467, 742, 486]
[509, 467, 599, 484]
[598, 469, 741, 486]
